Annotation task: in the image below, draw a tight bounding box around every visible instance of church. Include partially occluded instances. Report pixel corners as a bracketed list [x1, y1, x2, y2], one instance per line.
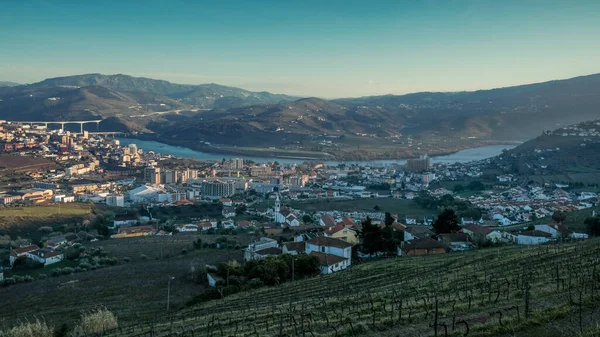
[270, 193, 300, 227]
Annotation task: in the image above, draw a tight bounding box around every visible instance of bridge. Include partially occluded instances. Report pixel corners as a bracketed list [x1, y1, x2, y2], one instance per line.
[10, 120, 103, 133]
[88, 131, 128, 137]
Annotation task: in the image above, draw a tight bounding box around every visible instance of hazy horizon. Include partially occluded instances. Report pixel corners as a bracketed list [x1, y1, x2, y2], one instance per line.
[2, 0, 600, 97]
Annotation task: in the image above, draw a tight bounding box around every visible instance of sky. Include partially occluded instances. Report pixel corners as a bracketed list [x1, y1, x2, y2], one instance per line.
[1, 0, 600, 97]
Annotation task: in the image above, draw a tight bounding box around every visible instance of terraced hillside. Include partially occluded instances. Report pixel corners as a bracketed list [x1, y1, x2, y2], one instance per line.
[97, 239, 600, 337]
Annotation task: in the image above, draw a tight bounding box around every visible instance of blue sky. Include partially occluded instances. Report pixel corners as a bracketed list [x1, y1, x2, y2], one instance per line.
[1, 0, 599, 97]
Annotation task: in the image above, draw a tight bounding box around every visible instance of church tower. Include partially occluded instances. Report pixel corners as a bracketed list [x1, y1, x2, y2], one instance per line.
[274, 193, 281, 213]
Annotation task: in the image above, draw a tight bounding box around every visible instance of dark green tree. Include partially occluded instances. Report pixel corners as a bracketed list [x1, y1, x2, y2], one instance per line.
[432, 209, 460, 234]
[359, 217, 381, 255]
[585, 216, 600, 236]
[552, 211, 566, 224]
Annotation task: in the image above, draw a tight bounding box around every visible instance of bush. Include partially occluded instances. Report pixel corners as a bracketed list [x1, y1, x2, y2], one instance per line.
[181, 248, 188, 255]
[3, 277, 16, 285]
[0, 318, 54, 337]
[38, 226, 53, 233]
[122, 257, 131, 263]
[72, 307, 118, 335]
[61, 267, 75, 275]
[140, 254, 148, 261]
[50, 269, 62, 277]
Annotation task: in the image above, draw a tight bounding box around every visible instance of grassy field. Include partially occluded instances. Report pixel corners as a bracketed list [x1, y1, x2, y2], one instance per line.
[286, 198, 434, 218]
[94, 239, 600, 337]
[0, 234, 244, 328]
[0, 203, 92, 240]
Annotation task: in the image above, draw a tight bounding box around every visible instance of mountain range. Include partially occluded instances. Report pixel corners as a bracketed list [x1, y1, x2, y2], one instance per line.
[1, 73, 600, 159]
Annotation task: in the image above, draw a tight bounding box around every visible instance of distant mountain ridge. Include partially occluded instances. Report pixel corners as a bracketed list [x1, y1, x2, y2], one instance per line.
[1, 72, 600, 159]
[0, 81, 19, 87]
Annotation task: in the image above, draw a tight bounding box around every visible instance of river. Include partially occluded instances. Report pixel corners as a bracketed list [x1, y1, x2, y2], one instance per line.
[116, 138, 516, 166]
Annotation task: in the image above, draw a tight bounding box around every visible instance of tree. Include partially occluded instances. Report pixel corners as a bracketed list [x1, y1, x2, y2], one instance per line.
[467, 181, 485, 191]
[552, 211, 566, 224]
[432, 209, 460, 234]
[453, 184, 465, 193]
[235, 205, 247, 215]
[585, 216, 600, 236]
[302, 215, 313, 224]
[359, 217, 381, 255]
[373, 205, 381, 211]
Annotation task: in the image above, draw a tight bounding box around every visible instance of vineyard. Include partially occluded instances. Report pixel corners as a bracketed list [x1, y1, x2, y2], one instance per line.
[89, 239, 600, 337]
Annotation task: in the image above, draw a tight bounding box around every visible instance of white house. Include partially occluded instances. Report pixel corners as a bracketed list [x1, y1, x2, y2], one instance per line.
[112, 215, 138, 228]
[222, 206, 236, 218]
[282, 241, 305, 255]
[27, 249, 64, 266]
[305, 237, 352, 274]
[405, 215, 417, 225]
[535, 224, 589, 239]
[517, 230, 552, 245]
[244, 237, 279, 261]
[178, 224, 198, 232]
[9, 245, 40, 266]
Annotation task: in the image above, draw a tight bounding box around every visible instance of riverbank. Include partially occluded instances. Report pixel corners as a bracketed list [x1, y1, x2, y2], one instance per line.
[127, 133, 520, 162]
[118, 137, 518, 165]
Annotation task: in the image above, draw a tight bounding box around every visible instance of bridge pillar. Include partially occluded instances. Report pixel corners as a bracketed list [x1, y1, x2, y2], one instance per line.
[80, 123, 84, 134]
[96, 121, 100, 130]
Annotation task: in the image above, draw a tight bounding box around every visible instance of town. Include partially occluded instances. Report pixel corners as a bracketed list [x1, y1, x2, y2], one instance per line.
[0, 119, 599, 336]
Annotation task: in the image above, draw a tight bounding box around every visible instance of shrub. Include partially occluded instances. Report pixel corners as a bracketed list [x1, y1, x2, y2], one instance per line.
[181, 248, 188, 255]
[3, 277, 16, 285]
[122, 257, 130, 263]
[50, 269, 62, 277]
[38, 274, 47, 280]
[140, 254, 148, 261]
[38, 226, 53, 233]
[71, 308, 118, 335]
[60, 267, 74, 275]
[0, 318, 54, 337]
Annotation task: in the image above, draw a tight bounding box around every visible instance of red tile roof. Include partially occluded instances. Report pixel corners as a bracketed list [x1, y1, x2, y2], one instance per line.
[309, 251, 347, 266]
[307, 236, 352, 249]
[11, 245, 39, 256]
[320, 214, 336, 227]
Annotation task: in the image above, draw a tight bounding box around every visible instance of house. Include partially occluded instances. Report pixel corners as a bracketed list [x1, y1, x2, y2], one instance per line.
[236, 220, 253, 229]
[112, 215, 138, 228]
[517, 230, 552, 245]
[286, 213, 300, 227]
[305, 237, 352, 272]
[111, 226, 155, 238]
[398, 238, 447, 256]
[9, 245, 40, 266]
[461, 217, 475, 225]
[282, 241, 306, 255]
[207, 272, 224, 287]
[309, 251, 348, 275]
[45, 236, 68, 250]
[219, 198, 233, 207]
[403, 226, 434, 242]
[253, 247, 283, 260]
[461, 224, 503, 243]
[324, 224, 359, 245]
[319, 214, 336, 227]
[534, 224, 589, 240]
[244, 237, 279, 261]
[222, 206, 236, 218]
[338, 216, 355, 228]
[197, 222, 214, 231]
[437, 233, 472, 251]
[27, 249, 64, 266]
[178, 224, 198, 232]
[405, 215, 417, 225]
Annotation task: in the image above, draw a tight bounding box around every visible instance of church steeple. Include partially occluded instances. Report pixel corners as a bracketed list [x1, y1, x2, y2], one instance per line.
[274, 193, 281, 212]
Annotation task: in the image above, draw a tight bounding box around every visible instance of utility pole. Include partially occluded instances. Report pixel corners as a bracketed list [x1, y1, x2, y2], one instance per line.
[167, 276, 175, 312]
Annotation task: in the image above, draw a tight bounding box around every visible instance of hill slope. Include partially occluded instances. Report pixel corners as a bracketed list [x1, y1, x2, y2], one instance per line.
[493, 119, 600, 176]
[335, 73, 600, 141]
[101, 239, 600, 337]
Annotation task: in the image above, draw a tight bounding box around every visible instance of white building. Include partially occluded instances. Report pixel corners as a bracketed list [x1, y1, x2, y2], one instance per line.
[27, 249, 64, 266]
[305, 237, 352, 274]
[106, 194, 125, 207]
[244, 237, 279, 261]
[517, 231, 552, 245]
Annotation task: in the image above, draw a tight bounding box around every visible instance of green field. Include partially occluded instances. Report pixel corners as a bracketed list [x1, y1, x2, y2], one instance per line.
[96, 239, 600, 337]
[0, 203, 92, 239]
[286, 198, 434, 218]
